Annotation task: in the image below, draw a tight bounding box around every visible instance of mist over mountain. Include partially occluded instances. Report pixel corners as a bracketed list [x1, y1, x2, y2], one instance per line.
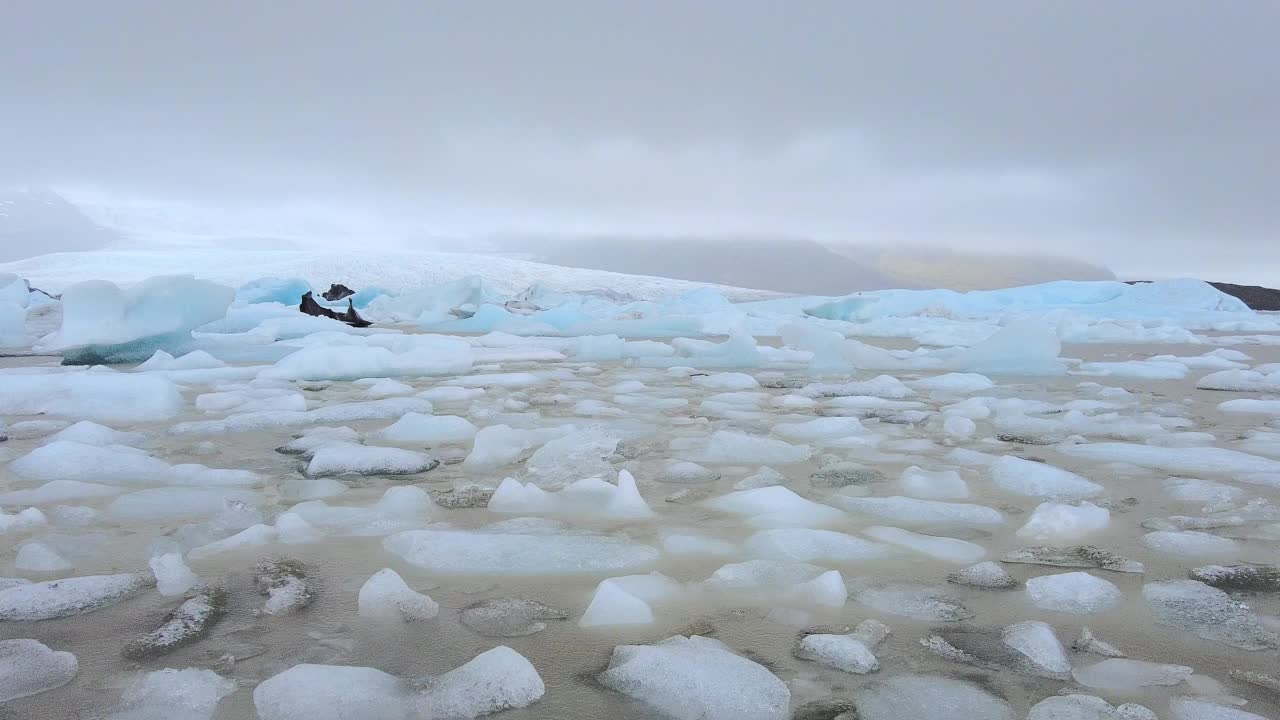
[0, 188, 120, 261]
[498, 235, 1117, 294]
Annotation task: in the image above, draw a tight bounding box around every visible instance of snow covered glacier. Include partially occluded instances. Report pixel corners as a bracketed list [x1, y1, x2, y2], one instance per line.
[1, 259, 1279, 719]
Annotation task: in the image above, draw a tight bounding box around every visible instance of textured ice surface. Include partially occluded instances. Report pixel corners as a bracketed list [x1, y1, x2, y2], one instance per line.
[686, 430, 811, 464]
[854, 674, 1012, 720]
[254, 646, 543, 720]
[0, 639, 77, 702]
[599, 635, 790, 720]
[1143, 530, 1238, 556]
[489, 471, 653, 520]
[948, 561, 1017, 588]
[991, 456, 1104, 498]
[1017, 502, 1111, 543]
[1169, 697, 1273, 720]
[1072, 658, 1194, 691]
[0, 572, 152, 620]
[1143, 580, 1278, 650]
[702, 560, 848, 607]
[43, 275, 234, 362]
[1029, 695, 1157, 720]
[305, 442, 439, 476]
[1026, 572, 1123, 614]
[1060, 442, 1280, 475]
[373, 413, 477, 444]
[898, 465, 970, 499]
[856, 586, 973, 621]
[522, 428, 618, 487]
[745, 528, 893, 563]
[795, 633, 879, 673]
[0, 371, 184, 423]
[835, 495, 1004, 528]
[706, 486, 846, 528]
[1002, 620, 1071, 679]
[579, 572, 683, 627]
[357, 568, 438, 621]
[384, 528, 659, 575]
[863, 526, 986, 563]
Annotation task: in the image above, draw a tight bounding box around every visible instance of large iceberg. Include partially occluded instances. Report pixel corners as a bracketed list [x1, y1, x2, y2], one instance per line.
[40, 275, 234, 364]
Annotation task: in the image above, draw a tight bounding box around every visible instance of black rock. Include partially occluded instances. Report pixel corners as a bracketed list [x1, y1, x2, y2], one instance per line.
[321, 283, 355, 302]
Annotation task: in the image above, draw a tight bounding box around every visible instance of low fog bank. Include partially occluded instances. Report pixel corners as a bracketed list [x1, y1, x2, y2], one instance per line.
[499, 235, 1116, 294]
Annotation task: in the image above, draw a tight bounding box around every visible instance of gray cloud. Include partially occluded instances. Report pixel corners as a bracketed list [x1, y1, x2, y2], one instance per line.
[1, 1, 1277, 281]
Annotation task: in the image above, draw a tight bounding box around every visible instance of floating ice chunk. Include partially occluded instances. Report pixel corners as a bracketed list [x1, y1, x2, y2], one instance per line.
[362, 378, 414, 398]
[417, 385, 486, 404]
[949, 318, 1064, 376]
[15, 542, 72, 572]
[0, 507, 47, 533]
[0, 572, 152, 620]
[691, 372, 759, 390]
[1025, 572, 1122, 614]
[0, 639, 77, 703]
[523, 428, 618, 487]
[106, 488, 259, 522]
[990, 456, 1103, 499]
[1144, 580, 1278, 650]
[259, 337, 473, 381]
[899, 466, 970, 499]
[1072, 658, 1194, 692]
[854, 674, 1012, 720]
[834, 495, 1004, 528]
[1029, 695, 1156, 720]
[911, 373, 995, 393]
[1162, 477, 1245, 508]
[579, 572, 684, 627]
[735, 466, 786, 490]
[172, 397, 435, 435]
[49, 420, 145, 447]
[374, 413, 477, 445]
[305, 442, 438, 476]
[10, 442, 256, 488]
[1219, 399, 1280, 415]
[0, 301, 26, 346]
[1002, 620, 1070, 679]
[598, 635, 790, 720]
[702, 560, 847, 607]
[255, 647, 544, 720]
[1197, 368, 1280, 392]
[358, 568, 438, 622]
[489, 471, 653, 520]
[384, 527, 658, 575]
[195, 388, 306, 414]
[803, 375, 916, 399]
[948, 561, 1017, 589]
[449, 372, 542, 388]
[1017, 502, 1111, 543]
[661, 532, 737, 556]
[855, 586, 973, 621]
[1169, 697, 1272, 720]
[1078, 360, 1190, 379]
[863, 526, 986, 563]
[796, 633, 878, 673]
[281, 478, 347, 502]
[44, 276, 234, 363]
[274, 512, 325, 544]
[772, 417, 865, 442]
[655, 461, 720, 483]
[686, 430, 811, 464]
[1059, 442, 1280, 476]
[943, 415, 977, 439]
[187, 524, 278, 560]
[706, 486, 846, 528]
[149, 553, 200, 597]
[287, 486, 432, 537]
[0, 372, 183, 423]
[137, 349, 227, 371]
[746, 528, 893, 563]
[1143, 530, 1238, 556]
[413, 645, 545, 719]
[275, 426, 360, 457]
[463, 424, 571, 471]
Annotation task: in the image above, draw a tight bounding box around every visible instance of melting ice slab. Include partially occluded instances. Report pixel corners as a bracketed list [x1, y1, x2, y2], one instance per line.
[599, 635, 790, 720]
[383, 527, 659, 575]
[254, 646, 544, 720]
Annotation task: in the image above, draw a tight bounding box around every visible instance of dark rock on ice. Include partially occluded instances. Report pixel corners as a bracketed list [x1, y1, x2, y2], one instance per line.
[254, 559, 313, 616]
[122, 589, 228, 660]
[432, 486, 495, 509]
[459, 597, 567, 637]
[299, 292, 372, 328]
[1188, 564, 1280, 592]
[1002, 545, 1144, 573]
[320, 283, 355, 302]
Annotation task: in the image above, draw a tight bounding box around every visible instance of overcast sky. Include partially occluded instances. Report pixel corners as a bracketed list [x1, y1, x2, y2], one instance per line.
[2, 2, 1277, 281]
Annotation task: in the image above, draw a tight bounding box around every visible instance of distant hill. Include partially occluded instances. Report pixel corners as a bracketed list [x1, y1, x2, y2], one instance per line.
[500, 236, 902, 295]
[843, 244, 1117, 291]
[0, 188, 120, 262]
